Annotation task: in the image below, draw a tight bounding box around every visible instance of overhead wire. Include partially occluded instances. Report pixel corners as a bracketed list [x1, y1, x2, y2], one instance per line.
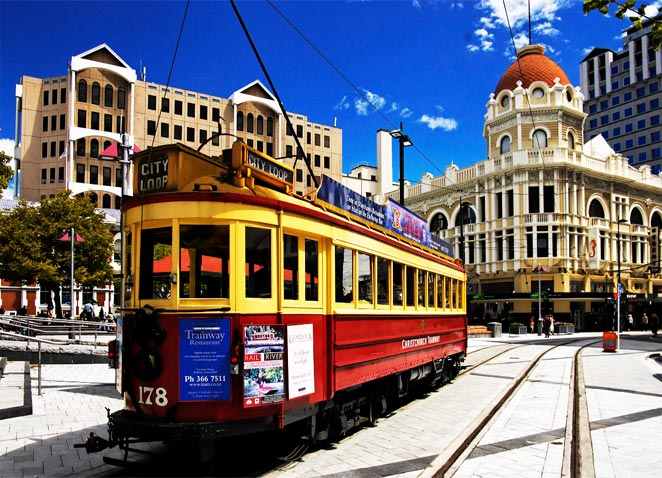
[264, 0, 444, 176]
[150, 0, 191, 150]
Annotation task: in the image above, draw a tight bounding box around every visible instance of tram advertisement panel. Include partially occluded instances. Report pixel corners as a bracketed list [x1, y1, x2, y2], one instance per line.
[179, 318, 231, 401]
[287, 324, 315, 399]
[243, 325, 285, 407]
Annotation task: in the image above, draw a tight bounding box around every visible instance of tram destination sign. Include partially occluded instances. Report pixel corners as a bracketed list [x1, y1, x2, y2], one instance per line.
[316, 175, 453, 257]
[138, 154, 169, 193]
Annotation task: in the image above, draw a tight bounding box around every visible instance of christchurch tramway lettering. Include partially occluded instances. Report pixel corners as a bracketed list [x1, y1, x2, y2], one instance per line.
[402, 335, 441, 350]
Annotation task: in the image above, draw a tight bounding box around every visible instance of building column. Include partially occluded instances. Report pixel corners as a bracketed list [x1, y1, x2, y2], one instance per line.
[656, 46, 662, 75]
[642, 35, 650, 80]
[67, 68, 76, 188]
[580, 61, 589, 98]
[278, 113, 284, 158]
[593, 57, 600, 97]
[538, 171, 544, 215]
[629, 40, 637, 85]
[129, 82, 135, 136]
[605, 52, 613, 93]
[579, 181, 586, 217]
[21, 287, 27, 308]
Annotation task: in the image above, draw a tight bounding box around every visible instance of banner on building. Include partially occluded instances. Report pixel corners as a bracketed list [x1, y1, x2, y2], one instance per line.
[588, 227, 601, 270]
[316, 175, 453, 257]
[243, 325, 285, 407]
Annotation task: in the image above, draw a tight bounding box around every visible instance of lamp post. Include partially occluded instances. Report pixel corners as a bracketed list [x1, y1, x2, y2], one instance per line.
[533, 265, 545, 335]
[389, 122, 413, 206]
[616, 217, 627, 351]
[118, 133, 132, 314]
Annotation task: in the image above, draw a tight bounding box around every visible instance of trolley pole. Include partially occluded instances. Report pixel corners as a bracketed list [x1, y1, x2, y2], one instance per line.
[119, 133, 131, 313]
[399, 123, 405, 206]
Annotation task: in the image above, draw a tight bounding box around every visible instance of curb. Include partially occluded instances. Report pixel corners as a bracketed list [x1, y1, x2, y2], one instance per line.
[0, 361, 33, 420]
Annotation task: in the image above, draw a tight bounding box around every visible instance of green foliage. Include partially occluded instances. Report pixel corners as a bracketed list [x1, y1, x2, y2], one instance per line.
[584, 1, 662, 50]
[0, 151, 13, 190]
[0, 192, 114, 289]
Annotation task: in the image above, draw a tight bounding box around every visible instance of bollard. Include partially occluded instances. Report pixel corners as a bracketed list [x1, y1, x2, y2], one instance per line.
[38, 341, 42, 396]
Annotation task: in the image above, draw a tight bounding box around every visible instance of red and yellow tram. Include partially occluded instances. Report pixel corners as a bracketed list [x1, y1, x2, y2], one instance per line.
[88, 142, 466, 458]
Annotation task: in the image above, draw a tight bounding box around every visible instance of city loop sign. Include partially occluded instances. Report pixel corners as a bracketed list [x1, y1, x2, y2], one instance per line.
[138, 154, 169, 193]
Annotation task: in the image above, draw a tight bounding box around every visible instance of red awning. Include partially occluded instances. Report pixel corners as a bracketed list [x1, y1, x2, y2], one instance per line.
[100, 142, 142, 159]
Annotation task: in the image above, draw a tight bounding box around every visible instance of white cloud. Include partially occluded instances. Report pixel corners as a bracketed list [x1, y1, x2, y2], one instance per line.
[481, 39, 494, 51]
[475, 28, 493, 39]
[400, 108, 413, 118]
[334, 95, 350, 111]
[582, 46, 594, 55]
[354, 98, 369, 116]
[478, 0, 572, 30]
[389, 102, 399, 112]
[534, 21, 559, 36]
[467, 44, 480, 52]
[513, 32, 529, 49]
[624, 1, 661, 19]
[480, 16, 495, 28]
[364, 89, 386, 111]
[0, 138, 15, 157]
[451, 2, 464, 8]
[418, 114, 458, 132]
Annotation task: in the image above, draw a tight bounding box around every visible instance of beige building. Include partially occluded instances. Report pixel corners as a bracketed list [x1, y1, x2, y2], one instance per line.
[14, 43, 343, 205]
[400, 45, 662, 328]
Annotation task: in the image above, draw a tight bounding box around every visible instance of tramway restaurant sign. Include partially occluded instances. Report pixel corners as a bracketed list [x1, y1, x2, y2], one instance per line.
[138, 154, 169, 193]
[316, 175, 453, 257]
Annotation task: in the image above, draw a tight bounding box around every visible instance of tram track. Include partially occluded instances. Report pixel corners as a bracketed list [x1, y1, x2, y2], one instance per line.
[418, 337, 601, 478]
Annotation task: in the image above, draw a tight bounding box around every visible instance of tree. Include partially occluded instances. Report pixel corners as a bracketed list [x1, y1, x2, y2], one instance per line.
[584, 1, 662, 50]
[0, 192, 114, 317]
[0, 151, 13, 191]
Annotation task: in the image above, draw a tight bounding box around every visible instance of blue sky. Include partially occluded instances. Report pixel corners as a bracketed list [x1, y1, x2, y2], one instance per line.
[0, 1, 635, 181]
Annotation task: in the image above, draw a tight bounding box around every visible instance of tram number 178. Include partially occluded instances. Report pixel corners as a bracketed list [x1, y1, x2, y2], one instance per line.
[137, 386, 168, 407]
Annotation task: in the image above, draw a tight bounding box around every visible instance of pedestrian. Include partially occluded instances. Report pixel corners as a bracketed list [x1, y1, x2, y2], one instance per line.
[0, 305, 5, 315]
[641, 313, 648, 331]
[537, 316, 543, 336]
[550, 315, 555, 335]
[543, 315, 551, 338]
[529, 316, 535, 333]
[651, 311, 660, 337]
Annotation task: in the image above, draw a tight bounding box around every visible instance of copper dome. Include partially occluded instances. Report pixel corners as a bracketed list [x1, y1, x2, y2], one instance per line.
[495, 45, 570, 94]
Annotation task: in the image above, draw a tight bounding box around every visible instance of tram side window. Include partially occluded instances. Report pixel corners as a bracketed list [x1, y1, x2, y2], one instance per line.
[377, 257, 389, 305]
[179, 225, 229, 299]
[283, 234, 298, 300]
[406, 266, 416, 307]
[358, 253, 373, 303]
[437, 275, 444, 310]
[305, 239, 319, 301]
[393, 262, 403, 306]
[139, 228, 172, 299]
[335, 247, 353, 303]
[246, 227, 271, 298]
[450, 279, 456, 309]
[418, 270, 425, 307]
[445, 278, 451, 309]
[428, 272, 435, 308]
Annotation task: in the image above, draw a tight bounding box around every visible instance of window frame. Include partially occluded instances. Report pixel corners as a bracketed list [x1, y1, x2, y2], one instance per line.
[282, 231, 323, 308]
[241, 224, 276, 310]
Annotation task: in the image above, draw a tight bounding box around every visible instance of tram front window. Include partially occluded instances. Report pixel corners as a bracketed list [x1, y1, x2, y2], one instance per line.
[305, 239, 318, 301]
[139, 228, 172, 299]
[377, 257, 389, 305]
[335, 246, 353, 303]
[246, 227, 272, 298]
[418, 270, 425, 307]
[358, 253, 373, 303]
[283, 234, 298, 300]
[179, 225, 229, 298]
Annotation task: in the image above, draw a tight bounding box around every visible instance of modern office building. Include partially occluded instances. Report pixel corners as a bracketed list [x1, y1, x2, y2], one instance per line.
[580, 16, 662, 167]
[13, 43, 343, 206]
[399, 44, 662, 328]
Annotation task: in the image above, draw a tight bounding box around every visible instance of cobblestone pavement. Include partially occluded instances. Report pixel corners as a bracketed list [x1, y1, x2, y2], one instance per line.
[583, 335, 662, 478]
[0, 364, 123, 477]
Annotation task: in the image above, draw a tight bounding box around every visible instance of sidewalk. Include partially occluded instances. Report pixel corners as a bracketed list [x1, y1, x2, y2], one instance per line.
[582, 335, 662, 478]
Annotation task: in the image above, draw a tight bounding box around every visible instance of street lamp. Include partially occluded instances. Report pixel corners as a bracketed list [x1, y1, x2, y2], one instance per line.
[533, 265, 546, 335]
[389, 122, 413, 205]
[616, 217, 627, 350]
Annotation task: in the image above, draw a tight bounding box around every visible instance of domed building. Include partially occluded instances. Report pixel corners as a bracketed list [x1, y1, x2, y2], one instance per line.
[399, 45, 662, 329]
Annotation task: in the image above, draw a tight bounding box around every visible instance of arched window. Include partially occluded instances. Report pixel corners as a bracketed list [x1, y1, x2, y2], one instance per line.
[117, 88, 126, 109]
[430, 213, 449, 233]
[500, 95, 510, 109]
[247, 113, 254, 133]
[78, 80, 87, 102]
[267, 117, 274, 136]
[454, 206, 476, 227]
[651, 211, 662, 228]
[565, 88, 573, 102]
[90, 139, 99, 158]
[532, 87, 545, 99]
[104, 85, 113, 107]
[88, 192, 98, 206]
[588, 199, 605, 218]
[567, 132, 575, 150]
[630, 207, 644, 225]
[237, 111, 244, 131]
[114, 196, 121, 209]
[102, 194, 111, 209]
[532, 129, 548, 149]
[499, 136, 511, 154]
[103, 140, 111, 151]
[257, 115, 264, 135]
[91, 82, 101, 105]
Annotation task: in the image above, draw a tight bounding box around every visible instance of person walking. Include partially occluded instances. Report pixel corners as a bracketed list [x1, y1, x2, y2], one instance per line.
[641, 313, 648, 331]
[543, 314, 551, 338]
[550, 315, 555, 336]
[651, 311, 660, 337]
[627, 313, 634, 331]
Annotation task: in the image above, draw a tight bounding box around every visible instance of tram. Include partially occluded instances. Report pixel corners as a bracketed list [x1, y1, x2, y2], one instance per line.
[82, 141, 467, 460]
